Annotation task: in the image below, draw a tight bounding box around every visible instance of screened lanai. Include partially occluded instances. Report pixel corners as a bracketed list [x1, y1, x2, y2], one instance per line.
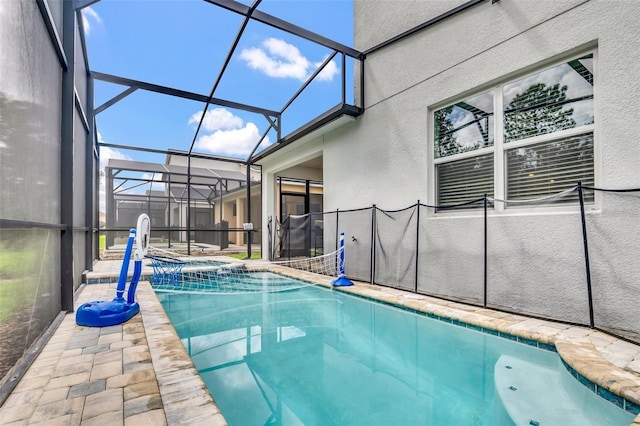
[0, 0, 364, 394]
[104, 157, 261, 253]
[89, 0, 364, 257]
[4, 0, 640, 421]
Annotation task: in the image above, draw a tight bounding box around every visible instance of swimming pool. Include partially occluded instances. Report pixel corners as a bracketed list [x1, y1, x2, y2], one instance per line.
[156, 277, 635, 425]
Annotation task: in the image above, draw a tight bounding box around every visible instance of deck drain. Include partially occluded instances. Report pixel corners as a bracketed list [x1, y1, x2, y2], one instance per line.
[529, 420, 540, 426]
[505, 365, 513, 369]
[508, 386, 517, 391]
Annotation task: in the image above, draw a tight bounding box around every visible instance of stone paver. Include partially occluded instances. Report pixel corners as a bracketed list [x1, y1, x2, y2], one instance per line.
[124, 408, 166, 426]
[82, 388, 123, 420]
[81, 410, 123, 426]
[0, 259, 638, 424]
[39, 387, 70, 405]
[124, 393, 163, 418]
[29, 396, 84, 424]
[89, 360, 122, 381]
[0, 280, 218, 425]
[0, 401, 38, 423]
[68, 379, 106, 399]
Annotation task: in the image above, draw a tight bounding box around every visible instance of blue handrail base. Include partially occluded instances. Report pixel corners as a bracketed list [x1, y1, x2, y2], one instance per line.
[332, 275, 354, 287]
[75, 299, 140, 327]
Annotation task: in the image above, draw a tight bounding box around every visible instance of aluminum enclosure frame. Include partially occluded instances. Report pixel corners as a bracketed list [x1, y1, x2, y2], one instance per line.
[81, 0, 366, 255]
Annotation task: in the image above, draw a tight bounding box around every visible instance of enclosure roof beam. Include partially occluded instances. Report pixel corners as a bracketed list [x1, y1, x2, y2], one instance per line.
[455, 101, 490, 116]
[73, 0, 101, 11]
[95, 87, 137, 114]
[204, 0, 362, 59]
[36, 0, 67, 71]
[246, 123, 274, 163]
[250, 103, 361, 163]
[363, 0, 486, 56]
[166, 149, 245, 164]
[91, 71, 279, 117]
[113, 180, 149, 195]
[568, 58, 594, 85]
[281, 51, 338, 115]
[188, 0, 262, 156]
[98, 142, 246, 165]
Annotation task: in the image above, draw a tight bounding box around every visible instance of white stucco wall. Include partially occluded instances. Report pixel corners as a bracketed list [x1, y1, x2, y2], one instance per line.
[320, 0, 640, 332]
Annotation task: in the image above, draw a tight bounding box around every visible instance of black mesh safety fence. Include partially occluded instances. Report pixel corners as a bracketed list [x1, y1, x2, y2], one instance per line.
[374, 205, 418, 292]
[417, 198, 486, 305]
[579, 185, 640, 343]
[273, 208, 373, 281]
[272, 211, 333, 259]
[279, 214, 311, 258]
[269, 184, 640, 344]
[485, 199, 590, 324]
[321, 211, 338, 257]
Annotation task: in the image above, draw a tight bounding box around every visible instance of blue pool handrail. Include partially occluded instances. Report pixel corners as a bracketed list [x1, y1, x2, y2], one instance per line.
[76, 214, 150, 327]
[332, 232, 354, 287]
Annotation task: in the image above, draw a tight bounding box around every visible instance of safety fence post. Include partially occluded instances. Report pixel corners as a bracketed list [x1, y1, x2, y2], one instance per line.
[287, 217, 291, 261]
[371, 205, 376, 284]
[335, 208, 340, 254]
[578, 182, 595, 328]
[415, 201, 420, 293]
[267, 216, 272, 261]
[334, 209, 339, 274]
[483, 194, 488, 308]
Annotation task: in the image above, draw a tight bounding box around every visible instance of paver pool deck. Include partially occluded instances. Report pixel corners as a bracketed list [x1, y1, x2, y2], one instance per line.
[1, 258, 639, 425]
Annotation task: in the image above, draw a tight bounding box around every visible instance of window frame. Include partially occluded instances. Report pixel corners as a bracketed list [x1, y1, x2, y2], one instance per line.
[430, 49, 598, 214]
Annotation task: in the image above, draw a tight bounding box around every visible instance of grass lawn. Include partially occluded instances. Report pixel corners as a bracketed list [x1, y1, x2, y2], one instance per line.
[0, 244, 39, 322]
[0, 277, 35, 322]
[226, 252, 262, 260]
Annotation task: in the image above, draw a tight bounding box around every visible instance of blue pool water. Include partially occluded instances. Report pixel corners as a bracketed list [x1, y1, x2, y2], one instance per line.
[156, 278, 635, 426]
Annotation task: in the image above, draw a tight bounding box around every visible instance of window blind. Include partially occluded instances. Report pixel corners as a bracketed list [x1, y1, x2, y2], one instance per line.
[437, 153, 494, 208]
[506, 133, 594, 204]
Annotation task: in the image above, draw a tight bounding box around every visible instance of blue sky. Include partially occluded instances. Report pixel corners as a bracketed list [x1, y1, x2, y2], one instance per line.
[82, 0, 355, 172]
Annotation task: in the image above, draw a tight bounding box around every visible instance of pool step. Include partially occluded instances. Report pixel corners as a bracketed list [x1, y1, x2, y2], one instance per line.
[494, 355, 633, 426]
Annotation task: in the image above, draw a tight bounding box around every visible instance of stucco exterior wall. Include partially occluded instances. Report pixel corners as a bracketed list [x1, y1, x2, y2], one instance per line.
[322, 0, 640, 332]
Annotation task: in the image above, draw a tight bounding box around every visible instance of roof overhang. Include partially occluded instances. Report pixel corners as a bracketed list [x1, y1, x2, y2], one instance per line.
[250, 103, 361, 164]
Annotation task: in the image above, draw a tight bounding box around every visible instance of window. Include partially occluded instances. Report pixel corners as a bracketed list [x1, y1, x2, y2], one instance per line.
[434, 53, 594, 209]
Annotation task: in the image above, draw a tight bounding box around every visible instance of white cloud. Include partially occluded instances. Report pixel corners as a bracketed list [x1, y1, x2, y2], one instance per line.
[81, 7, 102, 35]
[195, 122, 271, 157]
[189, 108, 271, 157]
[240, 37, 338, 82]
[315, 55, 339, 82]
[189, 108, 244, 132]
